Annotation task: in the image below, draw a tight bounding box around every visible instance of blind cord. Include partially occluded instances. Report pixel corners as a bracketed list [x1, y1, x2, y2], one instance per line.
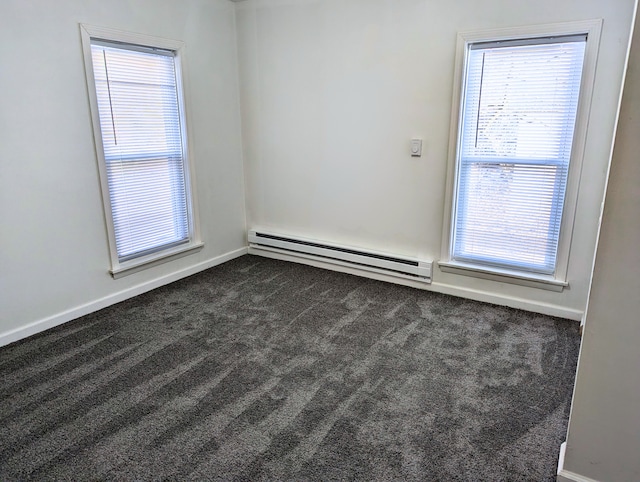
[102, 50, 118, 146]
[475, 52, 486, 149]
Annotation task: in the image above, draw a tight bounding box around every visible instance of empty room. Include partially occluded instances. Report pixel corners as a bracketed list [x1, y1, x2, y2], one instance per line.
[1, 0, 639, 480]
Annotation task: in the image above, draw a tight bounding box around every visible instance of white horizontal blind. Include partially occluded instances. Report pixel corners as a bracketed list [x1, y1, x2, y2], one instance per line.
[90, 41, 189, 261]
[453, 36, 586, 274]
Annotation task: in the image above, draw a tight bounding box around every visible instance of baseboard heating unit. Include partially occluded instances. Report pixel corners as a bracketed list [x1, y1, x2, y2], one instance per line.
[248, 229, 432, 284]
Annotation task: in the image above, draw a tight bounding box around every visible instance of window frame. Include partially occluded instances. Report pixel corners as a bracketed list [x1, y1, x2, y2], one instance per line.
[439, 20, 602, 291]
[80, 24, 202, 279]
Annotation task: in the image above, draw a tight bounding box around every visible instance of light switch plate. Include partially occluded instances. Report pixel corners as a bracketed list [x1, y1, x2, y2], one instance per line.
[411, 139, 422, 157]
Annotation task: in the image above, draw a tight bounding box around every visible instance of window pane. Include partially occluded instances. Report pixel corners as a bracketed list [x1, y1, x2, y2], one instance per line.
[453, 37, 586, 274]
[90, 43, 190, 261]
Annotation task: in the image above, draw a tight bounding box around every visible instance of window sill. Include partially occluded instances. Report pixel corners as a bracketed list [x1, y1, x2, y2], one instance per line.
[110, 241, 204, 279]
[437, 260, 568, 292]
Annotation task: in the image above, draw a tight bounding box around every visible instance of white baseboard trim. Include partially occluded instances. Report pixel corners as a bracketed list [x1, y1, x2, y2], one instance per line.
[0, 247, 248, 348]
[557, 470, 602, 482]
[429, 281, 584, 321]
[558, 441, 568, 475]
[556, 442, 602, 482]
[248, 249, 583, 321]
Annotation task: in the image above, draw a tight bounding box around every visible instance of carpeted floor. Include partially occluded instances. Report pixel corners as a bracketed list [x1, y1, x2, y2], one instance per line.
[0, 255, 580, 481]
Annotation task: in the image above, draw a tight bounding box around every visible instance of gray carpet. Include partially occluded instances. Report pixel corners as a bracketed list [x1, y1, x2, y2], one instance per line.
[0, 255, 580, 481]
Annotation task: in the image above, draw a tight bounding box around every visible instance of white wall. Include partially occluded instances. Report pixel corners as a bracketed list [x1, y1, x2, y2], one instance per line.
[236, 0, 636, 319]
[559, 9, 640, 482]
[0, 0, 246, 342]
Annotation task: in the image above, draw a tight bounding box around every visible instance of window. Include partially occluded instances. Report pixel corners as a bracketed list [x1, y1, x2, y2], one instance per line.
[81, 25, 201, 278]
[440, 21, 601, 290]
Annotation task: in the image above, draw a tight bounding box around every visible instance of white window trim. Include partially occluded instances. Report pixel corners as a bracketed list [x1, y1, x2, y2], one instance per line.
[80, 24, 202, 278]
[439, 19, 603, 291]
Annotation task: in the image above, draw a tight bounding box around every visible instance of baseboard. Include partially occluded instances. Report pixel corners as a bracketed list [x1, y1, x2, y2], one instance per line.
[557, 470, 601, 482]
[0, 247, 248, 347]
[556, 442, 602, 482]
[558, 441, 568, 475]
[248, 249, 583, 321]
[429, 281, 584, 321]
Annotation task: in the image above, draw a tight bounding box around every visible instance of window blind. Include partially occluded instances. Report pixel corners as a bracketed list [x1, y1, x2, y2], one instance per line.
[90, 41, 189, 261]
[452, 36, 586, 274]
